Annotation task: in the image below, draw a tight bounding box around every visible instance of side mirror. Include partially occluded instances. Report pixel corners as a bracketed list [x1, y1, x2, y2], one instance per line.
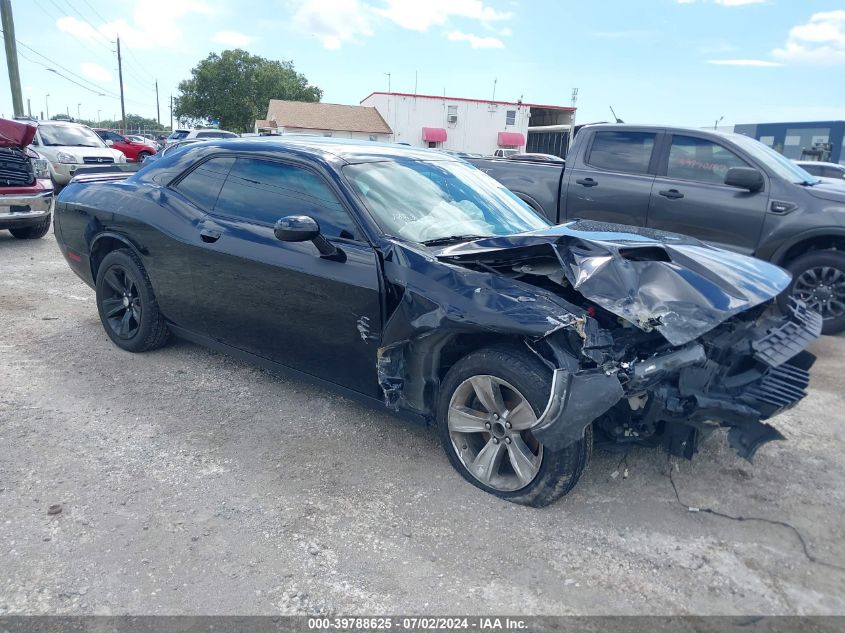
[724, 167, 764, 192]
[274, 215, 343, 260]
[105, 139, 114, 147]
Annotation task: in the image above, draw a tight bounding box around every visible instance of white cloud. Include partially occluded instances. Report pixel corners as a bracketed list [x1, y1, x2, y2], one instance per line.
[56, 0, 216, 51]
[707, 58, 782, 66]
[499, 27, 512, 37]
[80, 62, 113, 82]
[212, 31, 254, 47]
[714, 0, 766, 5]
[773, 10, 845, 65]
[292, 0, 375, 50]
[446, 31, 504, 48]
[376, 0, 512, 32]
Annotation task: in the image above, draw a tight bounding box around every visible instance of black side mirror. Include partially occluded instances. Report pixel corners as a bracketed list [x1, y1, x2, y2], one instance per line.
[274, 215, 343, 260]
[724, 167, 764, 192]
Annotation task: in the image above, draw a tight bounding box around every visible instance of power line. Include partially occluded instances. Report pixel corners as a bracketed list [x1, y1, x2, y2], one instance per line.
[31, 0, 113, 62]
[50, 0, 112, 51]
[123, 45, 155, 83]
[80, 0, 108, 24]
[18, 49, 111, 98]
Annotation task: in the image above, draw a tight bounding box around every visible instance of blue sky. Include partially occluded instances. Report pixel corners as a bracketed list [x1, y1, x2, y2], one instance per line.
[2, 0, 844, 128]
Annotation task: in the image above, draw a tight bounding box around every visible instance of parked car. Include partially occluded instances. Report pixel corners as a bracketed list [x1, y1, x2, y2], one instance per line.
[93, 129, 157, 163]
[165, 128, 238, 144]
[29, 121, 126, 186]
[492, 148, 519, 158]
[470, 124, 845, 334]
[140, 138, 207, 166]
[0, 117, 54, 239]
[507, 152, 565, 164]
[794, 160, 845, 181]
[54, 137, 820, 506]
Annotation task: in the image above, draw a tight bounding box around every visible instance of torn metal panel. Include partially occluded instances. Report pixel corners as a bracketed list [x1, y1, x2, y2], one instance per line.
[436, 219, 792, 346]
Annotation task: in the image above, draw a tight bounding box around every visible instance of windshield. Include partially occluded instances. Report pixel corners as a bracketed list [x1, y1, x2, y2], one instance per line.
[343, 159, 550, 243]
[728, 133, 820, 184]
[38, 124, 105, 148]
[168, 130, 189, 140]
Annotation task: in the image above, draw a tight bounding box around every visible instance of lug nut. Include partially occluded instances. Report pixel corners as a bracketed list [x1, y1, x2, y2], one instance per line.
[505, 421, 512, 429]
[505, 437, 512, 444]
[493, 413, 499, 420]
[492, 437, 499, 444]
[485, 422, 491, 430]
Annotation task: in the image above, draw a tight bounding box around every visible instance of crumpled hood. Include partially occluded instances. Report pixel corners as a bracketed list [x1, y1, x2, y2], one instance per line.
[436, 219, 792, 346]
[0, 117, 37, 148]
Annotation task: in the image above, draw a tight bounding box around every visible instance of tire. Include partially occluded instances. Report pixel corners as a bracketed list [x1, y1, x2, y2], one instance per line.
[436, 345, 592, 507]
[136, 151, 151, 162]
[9, 214, 51, 239]
[95, 248, 170, 352]
[781, 250, 845, 335]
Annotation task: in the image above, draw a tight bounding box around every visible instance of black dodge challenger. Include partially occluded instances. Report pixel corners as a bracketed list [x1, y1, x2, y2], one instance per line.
[54, 137, 821, 506]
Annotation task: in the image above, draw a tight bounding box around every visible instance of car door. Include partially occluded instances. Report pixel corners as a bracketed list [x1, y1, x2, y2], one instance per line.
[562, 129, 660, 226]
[647, 133, 769, 254]
[186, 155, 383, 398]
[102, 130, 133, 159]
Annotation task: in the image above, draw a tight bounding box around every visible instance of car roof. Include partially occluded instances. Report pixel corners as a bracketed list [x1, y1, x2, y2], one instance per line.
[795, 161, 844, 168]
[177, 135, 461, 164]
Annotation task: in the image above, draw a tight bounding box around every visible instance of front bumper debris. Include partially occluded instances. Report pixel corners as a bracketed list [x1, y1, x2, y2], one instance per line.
[530, 301, 822, 460]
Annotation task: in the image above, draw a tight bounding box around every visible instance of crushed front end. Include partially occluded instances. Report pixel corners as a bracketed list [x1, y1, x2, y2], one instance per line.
[579, 299, 821, 461]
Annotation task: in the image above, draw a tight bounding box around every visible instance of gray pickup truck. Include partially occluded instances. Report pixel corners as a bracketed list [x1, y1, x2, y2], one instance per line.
[469, 124, 845, 334]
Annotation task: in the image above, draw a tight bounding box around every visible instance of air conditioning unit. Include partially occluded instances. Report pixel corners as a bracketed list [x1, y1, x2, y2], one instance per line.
[447, 114, 458, 123]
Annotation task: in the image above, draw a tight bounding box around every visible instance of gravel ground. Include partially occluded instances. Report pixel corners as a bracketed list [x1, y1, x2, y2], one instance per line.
[1, 231, 844, 616]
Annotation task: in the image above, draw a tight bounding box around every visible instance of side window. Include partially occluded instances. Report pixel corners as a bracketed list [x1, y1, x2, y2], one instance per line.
[667, 135, 749, 185]
[801, 164, 822, 177]
[196, 131, 219, 138]
[214, 158, 359, 239]
[587, 131, 656, 174]
[173, 156, 235, 210]
[106, 131, 124, 142]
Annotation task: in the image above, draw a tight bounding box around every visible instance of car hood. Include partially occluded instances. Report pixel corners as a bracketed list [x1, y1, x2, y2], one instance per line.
[435, 220, 792, 346]
[804, 181, 845, 202]
[37, 145, 120, 159]
[0, 118, 37, 147]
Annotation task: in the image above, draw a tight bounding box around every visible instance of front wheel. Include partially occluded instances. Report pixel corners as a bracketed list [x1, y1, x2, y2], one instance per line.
[9, 214, 51, 239]
[437, 345, 592, 507]
[136, 151, 151, 162]
[95, 249, 170, 352]
[783, 250, 845, 335]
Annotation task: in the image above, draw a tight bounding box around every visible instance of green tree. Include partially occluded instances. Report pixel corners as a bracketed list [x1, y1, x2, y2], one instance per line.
[174, 49, 322, 133]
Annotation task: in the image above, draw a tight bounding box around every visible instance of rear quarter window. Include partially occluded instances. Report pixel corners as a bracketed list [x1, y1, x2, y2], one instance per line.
[173, 156, 235, 211]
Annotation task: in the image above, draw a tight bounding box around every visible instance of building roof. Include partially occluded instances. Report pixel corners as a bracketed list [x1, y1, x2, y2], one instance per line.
[265, 100, 392, 134]
[255, 119, 277, 129]
[360, 91, 576, 112]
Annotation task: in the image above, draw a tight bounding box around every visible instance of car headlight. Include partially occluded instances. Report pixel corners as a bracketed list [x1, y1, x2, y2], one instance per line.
[55, 151, 78, 164]
[116, 152, 126, 164]
[32, 158, 51, 179]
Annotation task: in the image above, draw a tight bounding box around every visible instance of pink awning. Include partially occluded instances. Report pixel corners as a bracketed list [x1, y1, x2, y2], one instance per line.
[497, 131, 525, 147]
[422, 127, 447, 142]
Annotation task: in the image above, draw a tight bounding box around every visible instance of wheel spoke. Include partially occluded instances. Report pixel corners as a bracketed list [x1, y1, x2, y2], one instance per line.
[102, 298, 125, 318]
[470, 376, 506, 415]
[104, 269, 124, 294]
[507, 436, 540, 487]
[119, 310, 132, 336]
[448, 406, 489, 433]
[131, 305, 142, 322]
[506, 398, 537, 430]
[471, 438, 506, 484]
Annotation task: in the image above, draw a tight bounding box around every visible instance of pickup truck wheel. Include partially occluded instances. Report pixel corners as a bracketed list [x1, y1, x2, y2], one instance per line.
[784, 250, 845, 335]
[9, 214, 51, 239]
[437, 345, 591, 507]
[95, 249, 170, 352]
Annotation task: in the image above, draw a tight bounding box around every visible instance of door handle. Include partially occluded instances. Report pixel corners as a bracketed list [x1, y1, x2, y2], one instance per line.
[200, 228, 221, 243]
[658, 189, 684, 200]
[576, 178, 598, 187]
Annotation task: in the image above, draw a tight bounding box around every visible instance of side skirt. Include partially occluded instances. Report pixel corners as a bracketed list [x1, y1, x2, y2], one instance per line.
[166, 323, 431, 429]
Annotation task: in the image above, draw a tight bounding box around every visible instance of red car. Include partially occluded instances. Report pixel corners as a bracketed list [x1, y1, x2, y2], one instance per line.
[93, 129, 157, 162]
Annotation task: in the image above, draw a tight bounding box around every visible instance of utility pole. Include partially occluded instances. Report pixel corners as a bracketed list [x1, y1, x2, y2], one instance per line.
[45, 93, 49, 119]
[155, 80, 160, 125]
[1, 0, 24, 116]
[77, 103, 81, 120]
[169, 94, 173, 130]
[26, 98, 31, 117]
[116, 36, 126, 133]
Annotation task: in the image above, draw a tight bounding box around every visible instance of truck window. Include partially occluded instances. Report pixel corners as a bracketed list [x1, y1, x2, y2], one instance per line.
[667, 135, 749, 185]
[587, 131, 655, 174]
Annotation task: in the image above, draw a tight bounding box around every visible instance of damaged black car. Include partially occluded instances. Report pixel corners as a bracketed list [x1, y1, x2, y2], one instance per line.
[53, 137, 822, 506]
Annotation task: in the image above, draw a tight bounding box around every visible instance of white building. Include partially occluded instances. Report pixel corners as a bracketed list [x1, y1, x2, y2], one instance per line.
[255, 100, 393, 141]
[360, 91, 576, 156]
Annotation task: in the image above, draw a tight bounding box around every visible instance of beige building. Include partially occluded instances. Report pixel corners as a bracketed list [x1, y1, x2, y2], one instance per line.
[255, 100, 392, 141]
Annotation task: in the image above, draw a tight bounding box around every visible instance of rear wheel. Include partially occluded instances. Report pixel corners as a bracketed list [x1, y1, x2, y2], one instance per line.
[783, 250, 845, 335]
[136, 151, 151, 162]
[437, 345, 592, 507]
[9, 214, 51, 239]
[95, 249, 170, 352]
